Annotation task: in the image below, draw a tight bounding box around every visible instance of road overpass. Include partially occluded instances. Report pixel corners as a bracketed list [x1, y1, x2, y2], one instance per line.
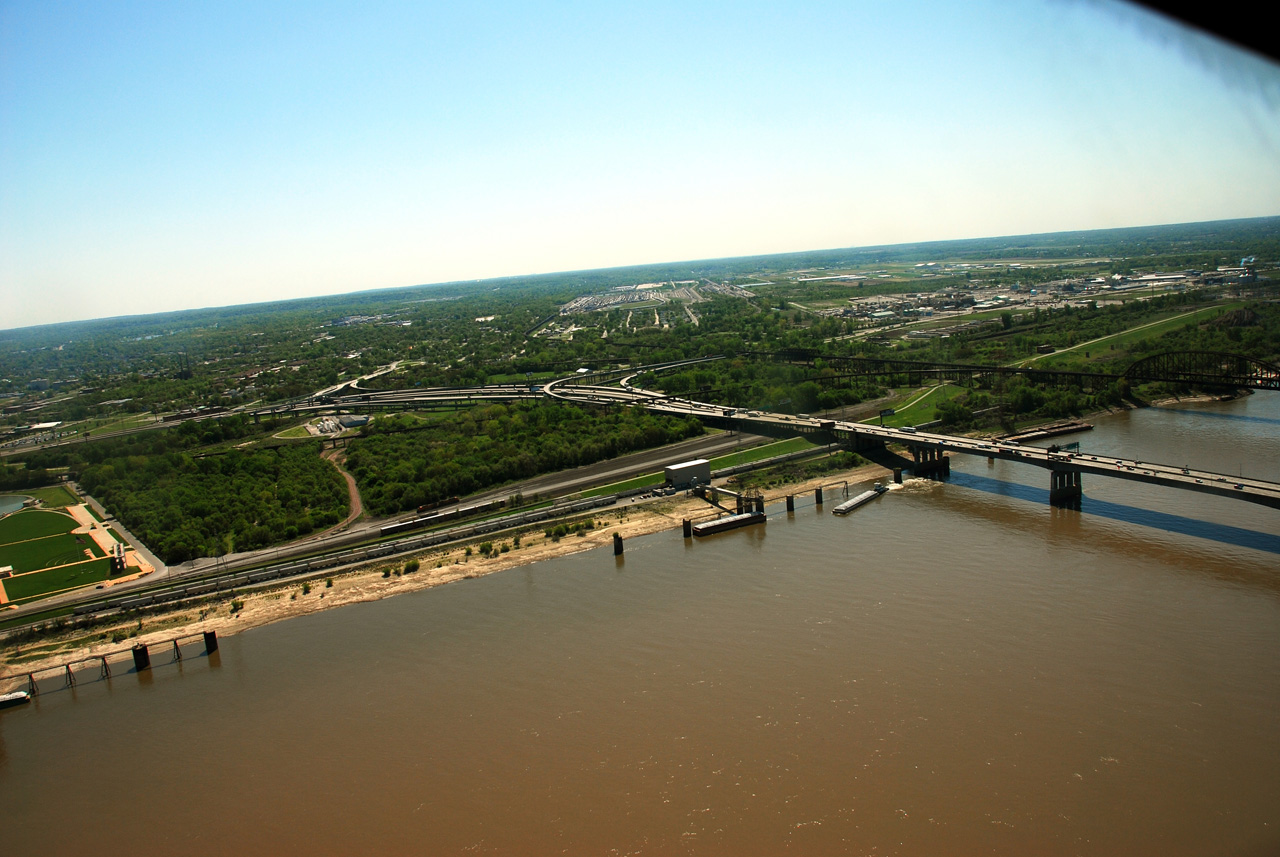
[247, 358, 1280, 512]
[543, 377, 1280, 511]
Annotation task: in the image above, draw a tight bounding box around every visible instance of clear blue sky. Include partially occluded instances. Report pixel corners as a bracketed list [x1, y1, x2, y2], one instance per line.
[2, 0, 1278, 329]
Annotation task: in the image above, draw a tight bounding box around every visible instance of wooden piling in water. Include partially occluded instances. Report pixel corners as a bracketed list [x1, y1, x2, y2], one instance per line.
[613, 533, 624, 555]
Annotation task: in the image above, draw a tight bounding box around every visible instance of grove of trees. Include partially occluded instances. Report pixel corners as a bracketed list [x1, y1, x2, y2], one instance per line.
[345, 402, 705, 516]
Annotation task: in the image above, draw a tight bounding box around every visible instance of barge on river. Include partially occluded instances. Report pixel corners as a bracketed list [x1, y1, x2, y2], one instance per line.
[0, 690, 31, 710]
[691, 511, 766, 537]
[832, 483, 888, 516]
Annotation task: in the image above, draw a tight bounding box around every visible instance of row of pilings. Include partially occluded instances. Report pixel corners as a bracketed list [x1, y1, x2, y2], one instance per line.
[16, 631, 220, 697]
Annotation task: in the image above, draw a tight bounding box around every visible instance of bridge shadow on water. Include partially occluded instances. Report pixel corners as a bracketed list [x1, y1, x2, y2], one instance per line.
[946, 471, 1280, 556]
[1156, 407, 1280, 427]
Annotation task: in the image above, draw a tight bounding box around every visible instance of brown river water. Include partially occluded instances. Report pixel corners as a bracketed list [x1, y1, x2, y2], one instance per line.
[2, 395, 1278, 856]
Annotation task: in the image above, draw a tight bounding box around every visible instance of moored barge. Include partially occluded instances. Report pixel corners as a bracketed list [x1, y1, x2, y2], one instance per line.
[691, 512, 766, 537]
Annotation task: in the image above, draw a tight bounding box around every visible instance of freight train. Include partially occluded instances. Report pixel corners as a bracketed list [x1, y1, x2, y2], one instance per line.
[73, 495, 617, 617]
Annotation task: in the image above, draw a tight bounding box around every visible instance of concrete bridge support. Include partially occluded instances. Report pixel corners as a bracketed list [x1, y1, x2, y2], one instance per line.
[1050, 469, 1082, 508]
[911, 445, 950, 478]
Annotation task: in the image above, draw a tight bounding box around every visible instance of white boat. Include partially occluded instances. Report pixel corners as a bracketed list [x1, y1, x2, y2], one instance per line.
[0, 689, 32, 709]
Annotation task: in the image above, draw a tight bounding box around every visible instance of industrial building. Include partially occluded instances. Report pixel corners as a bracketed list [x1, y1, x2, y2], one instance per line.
[665, 459, 711, 490]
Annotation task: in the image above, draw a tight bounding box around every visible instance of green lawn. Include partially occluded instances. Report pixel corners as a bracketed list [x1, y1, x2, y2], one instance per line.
[24, 484, 81, 508]
[863, 384, 964, 427]
[581, 473, 664, 498]
[0, 506, 118, 604]
[274, 423, 315, 439]
[0, 508, 79, 543]
[4, 557, 115, 603]
[708, 437, 816, 469]
[894, 385, 964, 426]
[1028, 304, 1238, 368]
[2, 532, 104, 573]
[0, 508, 112, 607]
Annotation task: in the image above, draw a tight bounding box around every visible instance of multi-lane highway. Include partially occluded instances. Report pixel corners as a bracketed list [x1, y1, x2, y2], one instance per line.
[539, 376, 1280, 511]
[254, 357, 1280, 511]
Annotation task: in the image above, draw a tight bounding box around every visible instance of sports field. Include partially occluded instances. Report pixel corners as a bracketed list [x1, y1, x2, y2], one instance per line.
[0, 507, 117, 605]
[0, 508, 77, 542]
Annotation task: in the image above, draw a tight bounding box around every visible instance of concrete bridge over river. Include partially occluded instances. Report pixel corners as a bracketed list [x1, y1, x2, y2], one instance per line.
[247, 356, 1280, 512]
[539, 379, 1280, 511]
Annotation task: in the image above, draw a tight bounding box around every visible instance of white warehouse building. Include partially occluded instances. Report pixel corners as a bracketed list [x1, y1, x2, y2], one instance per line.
[665, 459, 711, 490]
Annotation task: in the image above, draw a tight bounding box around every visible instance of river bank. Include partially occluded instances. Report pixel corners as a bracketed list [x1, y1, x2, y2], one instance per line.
[0, 462, 892, 682]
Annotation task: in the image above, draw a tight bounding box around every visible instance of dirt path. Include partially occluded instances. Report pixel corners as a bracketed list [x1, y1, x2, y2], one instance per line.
[1016, 307, 1210, 366]
[319, 448, 363, 535]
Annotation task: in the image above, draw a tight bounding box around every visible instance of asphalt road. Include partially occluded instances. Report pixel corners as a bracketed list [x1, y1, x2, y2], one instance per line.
[72, 429, 773, 602]
[465, 430, 768, 506]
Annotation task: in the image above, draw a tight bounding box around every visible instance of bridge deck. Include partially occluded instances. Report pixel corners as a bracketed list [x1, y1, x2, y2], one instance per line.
[248, 363, 1280, 511]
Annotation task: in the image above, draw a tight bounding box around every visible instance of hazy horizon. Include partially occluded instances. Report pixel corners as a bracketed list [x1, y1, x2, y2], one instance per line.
[2, 213, 1277, 334]
[4, 1, 1279, 330]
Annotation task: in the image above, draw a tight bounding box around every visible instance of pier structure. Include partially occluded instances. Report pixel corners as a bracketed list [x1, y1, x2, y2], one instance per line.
[909, 445, 951, 478]
[1050, 468, 1083, 507]
[13, 631, 219, 698]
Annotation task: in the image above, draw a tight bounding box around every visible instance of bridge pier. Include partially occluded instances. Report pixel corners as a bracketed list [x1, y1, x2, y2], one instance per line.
[911, 446, 950, 478]
[1049, 469, 1082, 508]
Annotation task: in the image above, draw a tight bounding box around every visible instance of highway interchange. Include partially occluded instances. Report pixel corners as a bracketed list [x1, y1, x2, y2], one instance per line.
[7, 358, 1280, 622]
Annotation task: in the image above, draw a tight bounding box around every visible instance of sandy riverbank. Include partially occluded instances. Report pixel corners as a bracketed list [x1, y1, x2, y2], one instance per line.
[1, 463, 892, 681]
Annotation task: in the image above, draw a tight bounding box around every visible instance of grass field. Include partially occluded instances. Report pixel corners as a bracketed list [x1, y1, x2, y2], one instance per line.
[3, 532, 105, 572]
[0, 508, 78, 542]
[274, 423, 315, 439]
[870, 384, 965, 428]
[3, 558, 114, 604]
[0, 507, 117, 604]
[1076, 304, 1236, 354]
[580, 472, 664, 498]
[24, 484, 81, 508]
[1027, 304, 1237, 368]
[708, 436, 816, 469]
